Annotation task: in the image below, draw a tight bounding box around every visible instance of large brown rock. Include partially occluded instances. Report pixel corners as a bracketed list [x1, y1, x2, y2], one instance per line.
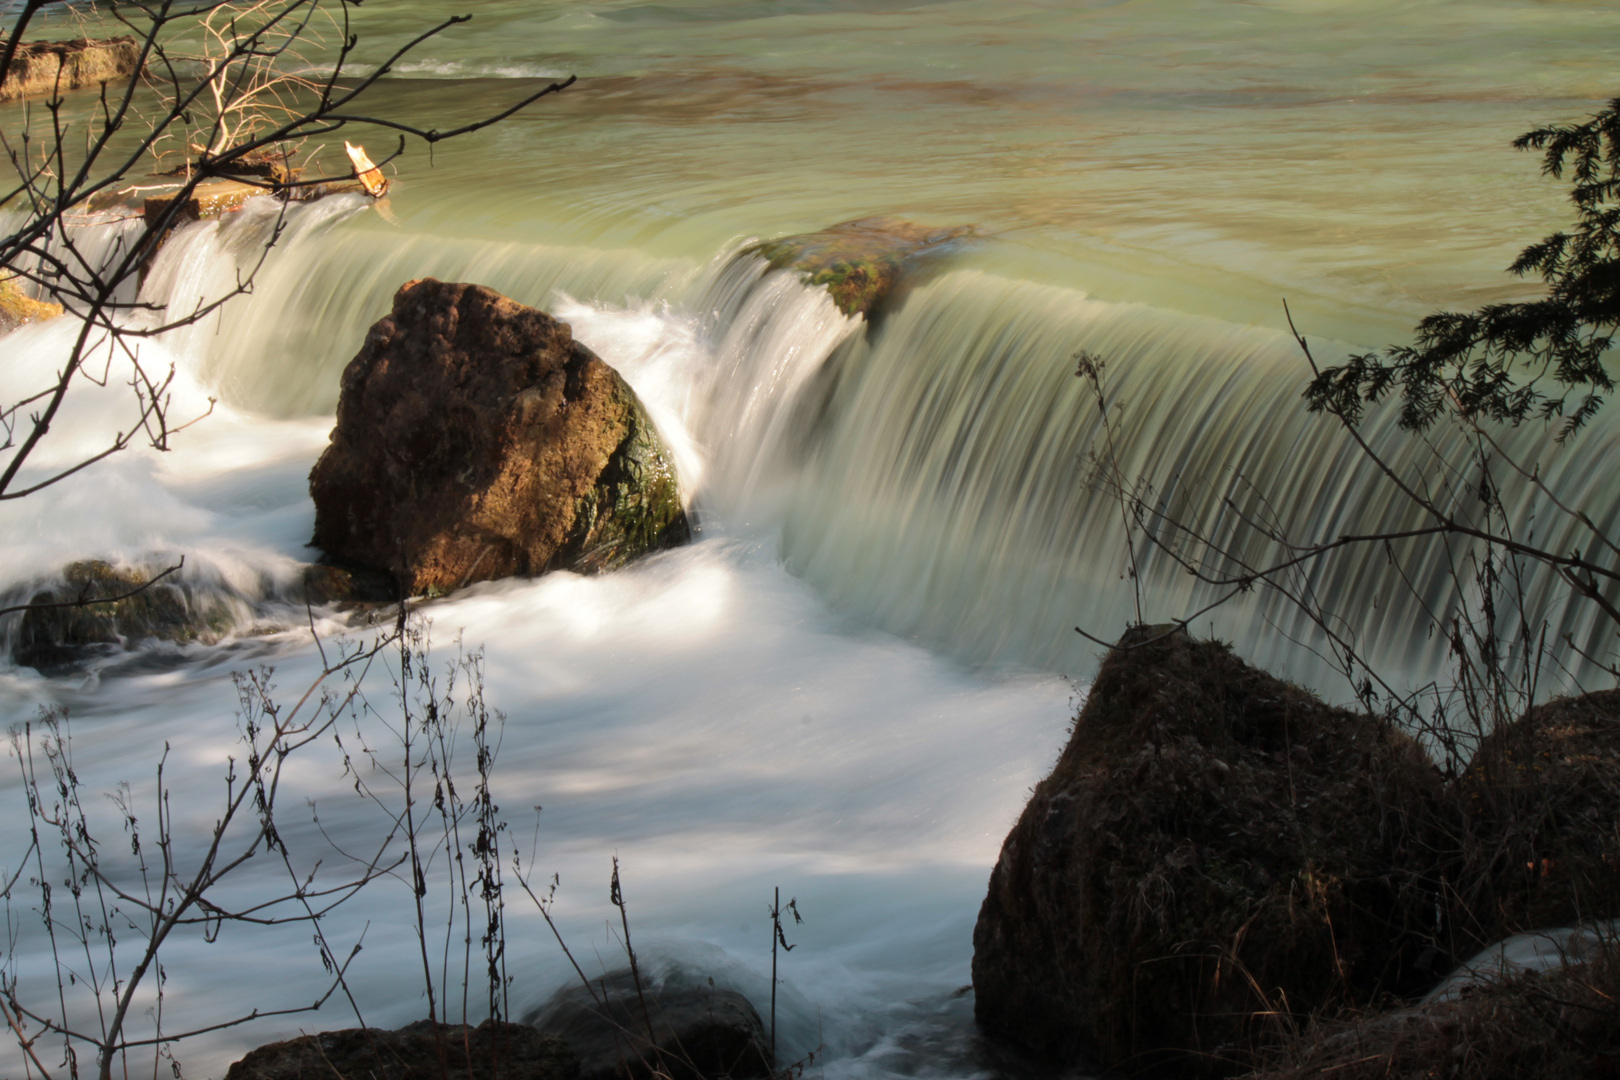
[309, 279, 689, 596]
[225, 1018, 577, 1080]
[971, 627, 1446, 1078]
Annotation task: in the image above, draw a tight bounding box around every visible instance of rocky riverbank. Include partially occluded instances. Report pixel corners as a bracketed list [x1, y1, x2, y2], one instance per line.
[972, 626, 1620, 1078]
[0, 37, 140, 100]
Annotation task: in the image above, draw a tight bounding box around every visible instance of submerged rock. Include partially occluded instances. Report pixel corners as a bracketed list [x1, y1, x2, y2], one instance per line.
[14, 560, 232, 671]
[225, 1019, 578, 1080]
[525, 967, 770, 1080]
[0, 274, 63, 332]
[745, 216, 972, 317]
[0, 37, 140, 100]
[309, 279, 690, 597]
[971, 627, 1445, 1078]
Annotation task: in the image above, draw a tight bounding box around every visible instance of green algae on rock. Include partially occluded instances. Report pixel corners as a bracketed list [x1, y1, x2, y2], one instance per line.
[16, 560, 235, 671]
[569, 383, 689, 575]
[0, 274, 63, 332]
[745, 216, 972, 318]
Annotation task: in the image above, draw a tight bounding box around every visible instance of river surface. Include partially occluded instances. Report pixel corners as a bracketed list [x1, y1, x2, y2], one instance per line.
[2, 1, 1619, 1077]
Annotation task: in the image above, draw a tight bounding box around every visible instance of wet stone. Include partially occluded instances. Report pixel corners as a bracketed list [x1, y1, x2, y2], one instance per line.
[15, 560, 231, 672]
[309, 278, 691, 598]
[745, 216, 973, 318]
[526, 968, 770, 1080]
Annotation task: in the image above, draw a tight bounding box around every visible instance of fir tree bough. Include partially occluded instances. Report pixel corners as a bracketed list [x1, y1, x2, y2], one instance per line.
[1306, 98, 1620, 439]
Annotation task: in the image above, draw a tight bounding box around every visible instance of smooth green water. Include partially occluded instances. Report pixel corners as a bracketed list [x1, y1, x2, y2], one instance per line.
[22, 0, 1619, 343]
[328, 0, 1619, 343]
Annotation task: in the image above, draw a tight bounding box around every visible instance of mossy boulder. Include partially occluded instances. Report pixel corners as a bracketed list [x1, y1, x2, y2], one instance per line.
[309, 279, 689, 596]
[0, 274, 63, 332]
[15, 560, 232, 671]
[1450, 690, 1620, 942]
[745, 216, 971, 317]
[972, 627, 1446, 1078]
[225, 1019, 578, 1080]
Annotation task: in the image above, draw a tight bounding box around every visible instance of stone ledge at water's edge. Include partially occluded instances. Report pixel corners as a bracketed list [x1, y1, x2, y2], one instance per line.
[0, 37, 141, 100]
[0, 273, 63, 332]
[224, 961, 771, 1080]
[309, 279, 690, 597]
[970, 627, 1620, 1078]
[745, 216, 973, 318]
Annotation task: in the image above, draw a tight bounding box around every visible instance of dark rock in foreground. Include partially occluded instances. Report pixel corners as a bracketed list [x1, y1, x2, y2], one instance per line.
[16, 560, 232, 671]
[1453, 689, 1620, 941]
[972, 626, 1445, 1078]
[225, 1019, 577, 1080]
[309, 279, 689, 597]
[525, 967, 770, 1080]
[0, 37, 140, 100]
[746, 216, 972, 317]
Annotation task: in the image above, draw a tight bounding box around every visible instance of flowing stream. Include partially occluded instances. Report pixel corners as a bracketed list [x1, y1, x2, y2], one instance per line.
[3, 1, 1620, 1077]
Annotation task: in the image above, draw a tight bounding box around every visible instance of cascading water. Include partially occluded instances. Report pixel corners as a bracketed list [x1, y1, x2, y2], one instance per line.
[5, 0, 1620, 1076]
[83, 200, 1620, 694]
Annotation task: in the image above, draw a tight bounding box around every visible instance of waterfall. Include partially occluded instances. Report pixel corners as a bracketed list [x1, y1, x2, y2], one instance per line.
[683, 261, 1620, 693]
[14, 201, 1612, 695]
